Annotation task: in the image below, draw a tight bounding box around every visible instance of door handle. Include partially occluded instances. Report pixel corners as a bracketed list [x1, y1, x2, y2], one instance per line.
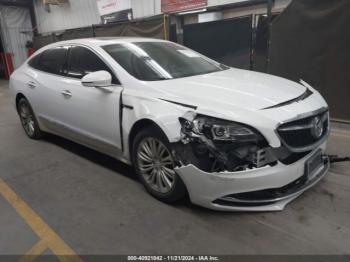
[61, 90, 72, 98]
[27, 81, 36, 89]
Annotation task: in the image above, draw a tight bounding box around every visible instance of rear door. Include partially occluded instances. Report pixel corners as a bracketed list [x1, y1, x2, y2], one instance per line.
[25, 46, 69, 128]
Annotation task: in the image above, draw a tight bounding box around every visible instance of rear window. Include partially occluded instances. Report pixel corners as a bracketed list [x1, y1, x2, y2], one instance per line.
[28, 53, 41, 69]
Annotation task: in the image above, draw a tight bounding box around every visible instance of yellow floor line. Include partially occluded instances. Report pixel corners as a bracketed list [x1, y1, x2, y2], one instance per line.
[19, 239, 48, 262]
[0, 179, 82, 262]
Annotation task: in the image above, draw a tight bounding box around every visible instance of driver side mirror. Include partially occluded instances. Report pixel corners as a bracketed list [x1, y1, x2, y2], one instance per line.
[81, 71, 112, 88]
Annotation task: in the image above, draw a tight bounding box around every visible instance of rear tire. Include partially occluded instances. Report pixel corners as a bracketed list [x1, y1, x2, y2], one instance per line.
[17, 98, 43, 140]
[132, 126, 187, 203]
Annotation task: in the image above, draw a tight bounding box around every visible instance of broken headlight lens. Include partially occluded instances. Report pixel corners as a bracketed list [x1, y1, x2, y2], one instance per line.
[180, 116, 262, 142]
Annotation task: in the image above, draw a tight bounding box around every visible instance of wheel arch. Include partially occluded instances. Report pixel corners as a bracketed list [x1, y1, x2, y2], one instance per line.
[121, 95, 189, 162]
[15, 92, 26, 105]
[128, 118, 170, 161]
[15, 93, 27, 111]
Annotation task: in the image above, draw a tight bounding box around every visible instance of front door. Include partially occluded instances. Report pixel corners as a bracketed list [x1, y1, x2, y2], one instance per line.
[56, 45, 123, 155]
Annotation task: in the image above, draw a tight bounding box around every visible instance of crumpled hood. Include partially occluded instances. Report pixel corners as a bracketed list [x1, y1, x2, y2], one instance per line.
[146, 68, 306, 111]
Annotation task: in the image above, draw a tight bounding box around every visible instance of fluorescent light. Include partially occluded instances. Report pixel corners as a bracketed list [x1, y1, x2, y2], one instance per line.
[178, 8, 207, 15]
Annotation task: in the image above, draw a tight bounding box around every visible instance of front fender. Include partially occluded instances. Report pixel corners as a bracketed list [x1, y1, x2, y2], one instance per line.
[121, 93, 192, 158]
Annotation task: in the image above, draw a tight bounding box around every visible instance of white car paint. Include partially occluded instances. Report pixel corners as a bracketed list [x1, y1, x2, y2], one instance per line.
[176, 142, 329, 211]
[9, 38, 330, 211]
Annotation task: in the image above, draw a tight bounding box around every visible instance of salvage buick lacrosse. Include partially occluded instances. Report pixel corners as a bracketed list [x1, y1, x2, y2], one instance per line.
[9, 38, 330, 211]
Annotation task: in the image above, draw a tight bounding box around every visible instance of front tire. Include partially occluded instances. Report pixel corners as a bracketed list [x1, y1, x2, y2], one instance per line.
[132, 126, 187, 203]
[17, 98, 43, 139]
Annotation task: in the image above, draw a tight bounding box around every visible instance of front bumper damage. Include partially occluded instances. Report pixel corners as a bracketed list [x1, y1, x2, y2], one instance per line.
[172, 108, 330, 211]
[175, 144, 329, 211]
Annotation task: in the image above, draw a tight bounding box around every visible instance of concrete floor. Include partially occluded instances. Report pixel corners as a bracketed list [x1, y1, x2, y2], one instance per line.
[0, 80, 350, 255]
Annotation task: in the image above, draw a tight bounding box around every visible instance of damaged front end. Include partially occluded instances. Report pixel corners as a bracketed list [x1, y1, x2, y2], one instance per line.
[170, 112, 330, 211]
[172, 112, 277, 173]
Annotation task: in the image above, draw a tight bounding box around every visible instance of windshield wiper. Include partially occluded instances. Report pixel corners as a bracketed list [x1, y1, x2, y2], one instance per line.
[144, 77, 168, 81]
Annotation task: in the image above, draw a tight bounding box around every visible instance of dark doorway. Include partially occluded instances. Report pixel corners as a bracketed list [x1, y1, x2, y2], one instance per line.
[183, 16, 253, 69]
[268, 0, 350, 122]
[169, 24, 177, 43]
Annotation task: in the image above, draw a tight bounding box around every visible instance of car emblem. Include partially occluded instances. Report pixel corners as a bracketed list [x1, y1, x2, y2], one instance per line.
[311, 116, 323, 139]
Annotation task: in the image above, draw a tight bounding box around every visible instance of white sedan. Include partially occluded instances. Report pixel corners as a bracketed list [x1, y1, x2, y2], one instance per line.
[9, 38, 330, 211]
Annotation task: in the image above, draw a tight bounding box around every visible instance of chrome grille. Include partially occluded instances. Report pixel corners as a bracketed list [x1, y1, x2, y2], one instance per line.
[277, 109, 329, 152]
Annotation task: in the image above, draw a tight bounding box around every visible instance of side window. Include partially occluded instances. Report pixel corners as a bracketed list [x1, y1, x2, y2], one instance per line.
[67, 46, 119, 84]
[36, 47, 68, 75]
[28, 53, 41, 69]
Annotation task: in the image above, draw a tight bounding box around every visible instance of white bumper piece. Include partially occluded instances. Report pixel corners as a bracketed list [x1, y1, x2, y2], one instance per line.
[175, 146, 329, 212]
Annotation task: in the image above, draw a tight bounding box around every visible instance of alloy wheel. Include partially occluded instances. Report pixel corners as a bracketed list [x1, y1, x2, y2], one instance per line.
[19, 102, 35, 137]
[137, 138, 176, 194]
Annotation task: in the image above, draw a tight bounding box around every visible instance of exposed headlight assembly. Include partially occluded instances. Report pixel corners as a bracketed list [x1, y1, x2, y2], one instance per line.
[179, 115, 262, 142]
[176, 115, 274, 172]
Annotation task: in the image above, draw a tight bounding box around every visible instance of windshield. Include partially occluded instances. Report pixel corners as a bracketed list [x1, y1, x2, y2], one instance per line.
[102, 41, 229, 81]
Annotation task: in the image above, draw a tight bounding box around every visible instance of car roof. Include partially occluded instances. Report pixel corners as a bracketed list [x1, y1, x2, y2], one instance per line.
[44, 37, 166, 49]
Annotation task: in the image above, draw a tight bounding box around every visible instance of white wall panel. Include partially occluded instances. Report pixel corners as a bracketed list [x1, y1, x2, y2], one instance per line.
[34, 0, 101, 34]
[97, 0, 131, 16]
[0, 6, 33, 69]
[131, 0, 161, 19]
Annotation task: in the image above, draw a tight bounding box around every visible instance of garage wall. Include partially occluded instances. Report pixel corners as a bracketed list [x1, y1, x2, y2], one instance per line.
[269, 0, 350, 122]
[132, 0, 258, 18]
[34, 0, 292, 34]
[0, 6, 33, 69]
[132, 0, 161, 19]
[273, 0, 292, 12]
[183, 16, 253, 69]
[207, 0, 260, 7]
[34, 0, 101, 34]
[34, 0, 162, 33]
